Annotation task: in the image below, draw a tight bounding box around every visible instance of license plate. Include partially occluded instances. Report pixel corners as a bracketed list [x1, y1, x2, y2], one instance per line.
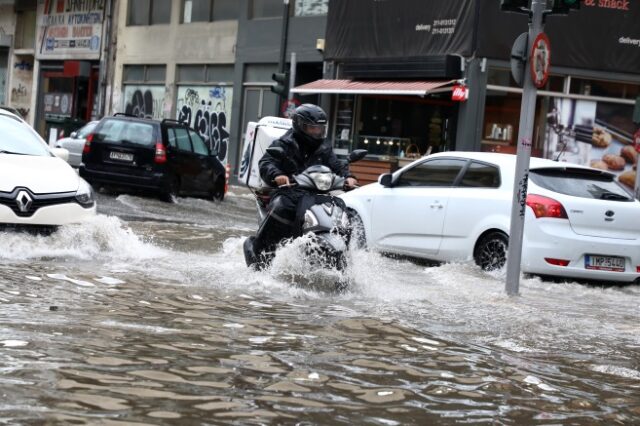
[585, 255, 625, 272]
[109, 151, 134, 162]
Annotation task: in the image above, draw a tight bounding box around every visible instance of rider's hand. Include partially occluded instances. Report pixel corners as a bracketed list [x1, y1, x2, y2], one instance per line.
[274, 175, 290, 187]
[345, 177, 359, 189]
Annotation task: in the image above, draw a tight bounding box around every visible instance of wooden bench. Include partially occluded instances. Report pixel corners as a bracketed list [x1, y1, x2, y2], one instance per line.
[349, 159, 396, 185]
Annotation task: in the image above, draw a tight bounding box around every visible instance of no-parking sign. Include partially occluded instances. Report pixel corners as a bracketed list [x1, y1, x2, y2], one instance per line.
[530, 32, 551, 89]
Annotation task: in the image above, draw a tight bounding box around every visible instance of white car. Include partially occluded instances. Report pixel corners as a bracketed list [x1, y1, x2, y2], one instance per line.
[55, 120, 98, 167]
[0, 109, 96, 227]
[342, 151, 640, 283]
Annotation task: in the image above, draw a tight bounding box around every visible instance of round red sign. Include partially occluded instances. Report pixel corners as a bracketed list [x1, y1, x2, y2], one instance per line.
[530, 32, 551, 89]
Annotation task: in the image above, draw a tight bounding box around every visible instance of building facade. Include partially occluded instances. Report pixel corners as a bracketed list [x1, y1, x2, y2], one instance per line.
[293, 0, 640, 188]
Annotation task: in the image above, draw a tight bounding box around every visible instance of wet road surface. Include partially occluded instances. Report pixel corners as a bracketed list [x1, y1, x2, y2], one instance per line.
[0, 188, 639, 425]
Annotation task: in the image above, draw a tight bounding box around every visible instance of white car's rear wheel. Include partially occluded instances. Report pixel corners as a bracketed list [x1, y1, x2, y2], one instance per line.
[474, 231, 508, 271]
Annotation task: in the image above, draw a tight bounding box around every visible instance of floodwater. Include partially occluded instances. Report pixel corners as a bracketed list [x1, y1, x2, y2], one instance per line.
[0, 189, 638, 425]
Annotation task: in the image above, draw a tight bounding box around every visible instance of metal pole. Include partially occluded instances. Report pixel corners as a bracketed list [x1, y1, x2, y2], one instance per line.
[288, 51, 296, 102]
[505, 0, 545, 296]
[275, 0, 291, 113]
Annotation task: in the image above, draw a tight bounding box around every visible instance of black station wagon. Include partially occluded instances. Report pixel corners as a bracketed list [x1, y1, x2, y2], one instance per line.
[80, 114, 226, 201]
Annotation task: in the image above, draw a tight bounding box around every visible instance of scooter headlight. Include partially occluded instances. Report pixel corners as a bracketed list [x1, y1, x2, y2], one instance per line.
[303, 210, 319, 230]
[308, 171, 333, 191]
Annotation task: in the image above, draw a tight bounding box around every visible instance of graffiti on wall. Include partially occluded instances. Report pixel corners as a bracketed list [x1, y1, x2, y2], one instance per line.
[9, 56, 33, 121]
[176, 86, 233, 163]
[123, 85, 165, 120]
[295, 0, 328, 16]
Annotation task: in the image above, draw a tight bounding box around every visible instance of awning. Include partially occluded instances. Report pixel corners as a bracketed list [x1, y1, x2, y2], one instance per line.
[291, 79, 455, 96]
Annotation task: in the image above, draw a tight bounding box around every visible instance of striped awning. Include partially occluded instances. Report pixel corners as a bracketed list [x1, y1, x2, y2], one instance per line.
[291, 79, 455, 96]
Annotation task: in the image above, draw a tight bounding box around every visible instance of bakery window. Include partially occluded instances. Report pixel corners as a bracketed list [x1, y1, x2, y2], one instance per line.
[569, 78, 640, 99]
[352, 94, 457, 159]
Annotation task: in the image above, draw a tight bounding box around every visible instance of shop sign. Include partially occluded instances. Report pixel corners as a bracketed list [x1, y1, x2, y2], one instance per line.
[325, 0, 475, 60]
[36, 0, 104, 60]
[43, 92, 73, 117]
[530, 32, 551, 89]
[451, 84, 468, 102]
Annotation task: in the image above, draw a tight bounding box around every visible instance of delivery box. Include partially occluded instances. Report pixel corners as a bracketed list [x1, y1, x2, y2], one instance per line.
[238, 116, 292, 189]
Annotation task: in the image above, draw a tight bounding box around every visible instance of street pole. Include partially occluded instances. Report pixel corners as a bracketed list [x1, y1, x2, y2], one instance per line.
[504, 0, 546, 296]
[275, 0, 291, 113]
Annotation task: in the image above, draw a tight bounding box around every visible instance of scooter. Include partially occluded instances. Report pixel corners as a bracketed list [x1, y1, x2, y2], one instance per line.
[243, 148, 368, 273]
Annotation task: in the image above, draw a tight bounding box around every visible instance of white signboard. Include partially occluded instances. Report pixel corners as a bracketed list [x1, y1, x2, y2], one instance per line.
[36, 0, 104, 60]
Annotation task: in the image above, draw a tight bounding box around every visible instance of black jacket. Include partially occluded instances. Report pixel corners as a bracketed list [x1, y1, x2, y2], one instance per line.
[259, 129, 353, 185]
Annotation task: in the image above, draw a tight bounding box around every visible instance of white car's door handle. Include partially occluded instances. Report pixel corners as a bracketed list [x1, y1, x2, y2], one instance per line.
[430, 202, 443, 209]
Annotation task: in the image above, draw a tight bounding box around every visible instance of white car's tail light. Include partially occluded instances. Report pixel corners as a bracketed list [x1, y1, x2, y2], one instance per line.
[526, 194, 568, 219]
[545, 258, 570, 267]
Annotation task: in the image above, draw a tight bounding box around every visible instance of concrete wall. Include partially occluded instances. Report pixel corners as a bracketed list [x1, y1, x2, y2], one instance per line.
[110, 0, 238, 118]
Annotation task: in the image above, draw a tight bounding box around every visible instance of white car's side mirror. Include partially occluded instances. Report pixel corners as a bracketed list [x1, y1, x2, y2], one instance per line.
[51, 147, 70, 162]
[70, 131, 78, 139]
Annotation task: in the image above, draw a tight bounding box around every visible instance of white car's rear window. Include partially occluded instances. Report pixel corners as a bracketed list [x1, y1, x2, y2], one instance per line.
[530, 168, 633, 201]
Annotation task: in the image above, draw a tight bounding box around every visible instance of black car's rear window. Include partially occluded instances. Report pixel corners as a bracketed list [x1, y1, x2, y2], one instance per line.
[95, 119, 155, 146]
[530, 168, 633, 201]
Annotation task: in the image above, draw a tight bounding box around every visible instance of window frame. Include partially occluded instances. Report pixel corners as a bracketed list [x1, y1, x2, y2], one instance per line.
[128, 0, 171, 26]
[123, 65, 167, 84]
[395, 158, 468, 188]
[182, 0, 240, 23]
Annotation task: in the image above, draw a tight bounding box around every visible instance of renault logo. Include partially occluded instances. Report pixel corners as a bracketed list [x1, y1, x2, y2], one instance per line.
[15, 190, 33, 213]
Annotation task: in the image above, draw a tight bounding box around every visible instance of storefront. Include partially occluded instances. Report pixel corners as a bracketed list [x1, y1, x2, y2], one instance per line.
[35, 0, 105, 143]
[477, 2, 640, 192]
[295, 0, 640, 185]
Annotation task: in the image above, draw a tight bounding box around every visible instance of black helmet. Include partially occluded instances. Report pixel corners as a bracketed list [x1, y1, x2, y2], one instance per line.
[291, 104, 328, 143]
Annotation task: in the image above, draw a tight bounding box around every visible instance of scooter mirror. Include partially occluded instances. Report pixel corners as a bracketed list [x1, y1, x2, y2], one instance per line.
[348, 149, 368, 163]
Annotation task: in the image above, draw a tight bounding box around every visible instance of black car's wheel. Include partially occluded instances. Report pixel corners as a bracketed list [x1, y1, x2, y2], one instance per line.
[209, 177, 225, 201]
[162, 175, 180, 202]
[474, 231, 509, 271]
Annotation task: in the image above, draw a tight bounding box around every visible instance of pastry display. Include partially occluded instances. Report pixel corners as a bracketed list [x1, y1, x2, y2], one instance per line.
[589, 160, 608, 171]
[620, 145, 637, 165]
[592, 127, 612, 148]
[602, 154, 626, 170]
[618, 170, 636, 189]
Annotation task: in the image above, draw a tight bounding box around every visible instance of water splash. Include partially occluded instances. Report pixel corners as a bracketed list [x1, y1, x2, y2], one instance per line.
[0, 215, 166, 261]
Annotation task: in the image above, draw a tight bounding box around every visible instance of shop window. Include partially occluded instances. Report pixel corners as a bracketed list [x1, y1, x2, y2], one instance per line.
[123, 65, 166, 84]
[251, 0, 283, 18]
[128, 0, 171, 26]
[488, 68, 564, 92]
[177, 64, 234, 83]
[354, 95, 455, 158]
[333, 95, 355, 154]
[14, 9, 36, 50]
[244, 64, 277, 82]
[570, 78, 640, 99]
[294, 0, 328, 16]
[182, 0, 240, 23]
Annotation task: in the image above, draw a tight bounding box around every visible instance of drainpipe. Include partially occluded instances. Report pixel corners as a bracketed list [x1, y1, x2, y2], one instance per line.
[96, 0, 113, 119]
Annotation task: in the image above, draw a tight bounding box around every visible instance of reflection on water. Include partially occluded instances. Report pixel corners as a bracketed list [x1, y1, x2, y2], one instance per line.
[0, 191, 638, 424]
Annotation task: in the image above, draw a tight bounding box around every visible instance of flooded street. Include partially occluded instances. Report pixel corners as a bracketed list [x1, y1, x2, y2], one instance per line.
[0, 189, 639, 425]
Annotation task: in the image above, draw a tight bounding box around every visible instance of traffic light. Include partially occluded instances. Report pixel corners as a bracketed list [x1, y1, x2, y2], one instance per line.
[270, 72, 289, 98]
[500, 0, 528, 12]
[550, 0, 580, 15]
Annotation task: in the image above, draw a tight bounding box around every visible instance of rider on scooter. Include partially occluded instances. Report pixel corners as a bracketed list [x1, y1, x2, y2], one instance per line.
[248, 104, 359, 262]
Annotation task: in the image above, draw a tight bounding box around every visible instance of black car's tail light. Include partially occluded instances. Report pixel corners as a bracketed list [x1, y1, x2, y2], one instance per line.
[154, 141, 167, 164]
[83, 133, 93, 154]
